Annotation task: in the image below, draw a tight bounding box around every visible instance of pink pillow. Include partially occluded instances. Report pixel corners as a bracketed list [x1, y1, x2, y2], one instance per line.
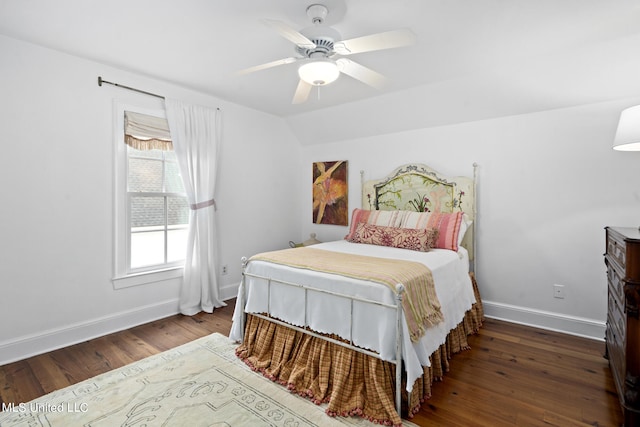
[347, 223, 439, 252]
[346, 209, 464, 251]
[344, 208, 403, 240]
[399, 210, 464, 251]
[425, 211, 464, 251]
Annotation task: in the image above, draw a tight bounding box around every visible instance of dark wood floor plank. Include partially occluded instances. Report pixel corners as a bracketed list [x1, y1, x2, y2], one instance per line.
[108, 329, 161, 362]
[0, 302, 623, 426]
[0, 361, 44, 406]
[26, 353, 75, 395]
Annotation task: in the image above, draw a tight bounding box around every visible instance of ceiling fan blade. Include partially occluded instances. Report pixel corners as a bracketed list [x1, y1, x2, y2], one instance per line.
[333, 28, 416, 55]
[237, 57, 298, 75]
[263, 19, 317, 49]
[336, 58, 387, 89]
[292, 79, 312, 104]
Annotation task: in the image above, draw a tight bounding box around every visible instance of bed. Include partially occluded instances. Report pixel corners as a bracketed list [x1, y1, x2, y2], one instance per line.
[229, 163, 483, 426]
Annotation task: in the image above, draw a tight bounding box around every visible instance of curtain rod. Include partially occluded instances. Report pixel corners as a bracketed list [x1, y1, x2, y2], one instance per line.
[97, 77, 221, 111]
[98, 76, 165, 99]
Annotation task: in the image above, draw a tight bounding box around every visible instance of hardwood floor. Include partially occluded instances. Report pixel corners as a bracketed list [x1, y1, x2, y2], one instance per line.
[0, 300, 623, 426]
[411, 319, 623, 427]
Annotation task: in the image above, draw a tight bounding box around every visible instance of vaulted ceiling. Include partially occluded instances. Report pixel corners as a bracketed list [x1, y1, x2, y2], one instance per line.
[2, 0, 640, 144]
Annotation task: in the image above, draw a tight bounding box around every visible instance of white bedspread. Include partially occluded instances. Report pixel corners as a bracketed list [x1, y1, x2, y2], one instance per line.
[229, 240, 476, 392]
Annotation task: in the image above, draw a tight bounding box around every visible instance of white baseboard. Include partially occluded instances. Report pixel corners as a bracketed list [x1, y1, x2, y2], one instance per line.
[1, 283, 242, 367]
[0, 299, 180, 366]
[482, 300, 606, 341]
[220, 281, 240, 302]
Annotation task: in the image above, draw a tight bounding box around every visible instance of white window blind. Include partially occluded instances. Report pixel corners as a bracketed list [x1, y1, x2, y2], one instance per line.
[124, 111, 173, 151]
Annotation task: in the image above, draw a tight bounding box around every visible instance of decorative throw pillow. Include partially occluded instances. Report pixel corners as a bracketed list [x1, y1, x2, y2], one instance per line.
[344, 208, 404, 240]
[426, 211, 464, 251]
[347, 223, 439, 252]
[399, 210, 464, 251]
[345, 208, 465, 251]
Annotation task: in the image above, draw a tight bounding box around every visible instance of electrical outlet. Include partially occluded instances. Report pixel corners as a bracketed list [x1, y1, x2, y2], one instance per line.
[222, 265, 228, 275]
[553, 284, 565, 299]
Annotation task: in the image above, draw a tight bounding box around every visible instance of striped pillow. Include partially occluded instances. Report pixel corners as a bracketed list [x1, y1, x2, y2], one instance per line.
[399, 211, 464, 251]
[344, 208, 404, 240]
[346, 209, 465, 252]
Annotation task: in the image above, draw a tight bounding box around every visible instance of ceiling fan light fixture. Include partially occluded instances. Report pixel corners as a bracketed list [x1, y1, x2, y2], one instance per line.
[298, 60, 339, 86]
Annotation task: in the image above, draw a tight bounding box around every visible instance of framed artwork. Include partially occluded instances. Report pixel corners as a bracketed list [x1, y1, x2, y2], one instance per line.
[312, 161, 348, 225]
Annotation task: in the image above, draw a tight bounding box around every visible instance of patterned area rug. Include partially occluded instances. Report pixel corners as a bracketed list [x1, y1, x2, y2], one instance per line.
[0, 333, 417, 426]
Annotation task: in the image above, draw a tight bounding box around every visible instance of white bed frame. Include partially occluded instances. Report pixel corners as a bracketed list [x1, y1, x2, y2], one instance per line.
[236, 163, 478, 420]
[236, 266, 407, 413]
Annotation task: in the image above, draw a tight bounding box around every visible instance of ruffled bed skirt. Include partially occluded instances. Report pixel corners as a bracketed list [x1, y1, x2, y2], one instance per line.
[235, 273, 484, 426]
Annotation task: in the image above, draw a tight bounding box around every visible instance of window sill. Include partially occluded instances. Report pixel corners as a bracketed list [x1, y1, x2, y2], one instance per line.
[112, 267, 183, 290]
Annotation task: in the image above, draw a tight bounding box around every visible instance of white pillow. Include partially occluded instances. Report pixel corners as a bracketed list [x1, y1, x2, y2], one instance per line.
[458, 215, 472, 246]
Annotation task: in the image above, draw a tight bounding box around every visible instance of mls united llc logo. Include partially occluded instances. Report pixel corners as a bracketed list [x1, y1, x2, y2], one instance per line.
[1, 402, 89, 413]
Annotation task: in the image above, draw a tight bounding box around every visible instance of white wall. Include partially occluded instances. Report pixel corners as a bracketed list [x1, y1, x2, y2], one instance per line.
[300, 100, 640, 339]
[0, 35, 301, 364]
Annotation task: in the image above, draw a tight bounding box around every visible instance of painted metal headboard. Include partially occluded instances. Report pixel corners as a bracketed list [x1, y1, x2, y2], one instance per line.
[361, 163, 478, 267]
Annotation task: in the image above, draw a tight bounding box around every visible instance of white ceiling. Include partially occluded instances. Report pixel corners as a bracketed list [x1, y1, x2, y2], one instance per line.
[2, 0, 640, 144]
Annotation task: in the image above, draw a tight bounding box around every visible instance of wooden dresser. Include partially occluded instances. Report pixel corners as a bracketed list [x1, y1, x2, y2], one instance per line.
[605, 226, 640, 426]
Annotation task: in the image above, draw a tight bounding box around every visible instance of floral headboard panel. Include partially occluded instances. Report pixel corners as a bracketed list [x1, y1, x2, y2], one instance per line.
[361, 163, 477, 260]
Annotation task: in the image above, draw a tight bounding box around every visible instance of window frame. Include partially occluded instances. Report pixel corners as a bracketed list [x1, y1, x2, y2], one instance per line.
[112, 102, 186, 289]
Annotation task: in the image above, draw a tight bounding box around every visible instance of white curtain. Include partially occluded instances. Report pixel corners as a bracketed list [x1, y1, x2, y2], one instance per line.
[165, 99, 225, 315]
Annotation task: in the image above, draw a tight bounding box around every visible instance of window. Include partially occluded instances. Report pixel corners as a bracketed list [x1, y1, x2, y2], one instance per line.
[127, 146, 188, 270]
[113, 103, 188, 288]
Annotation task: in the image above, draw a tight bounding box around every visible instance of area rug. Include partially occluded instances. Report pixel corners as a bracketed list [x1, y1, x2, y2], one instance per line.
[0, 333, 417, 426]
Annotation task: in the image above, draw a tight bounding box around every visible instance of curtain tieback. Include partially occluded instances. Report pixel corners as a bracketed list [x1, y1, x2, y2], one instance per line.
[190, 198, 217, 211]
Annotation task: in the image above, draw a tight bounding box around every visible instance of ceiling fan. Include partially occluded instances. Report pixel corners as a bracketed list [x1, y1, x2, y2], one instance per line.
[238, 3, 417, 104]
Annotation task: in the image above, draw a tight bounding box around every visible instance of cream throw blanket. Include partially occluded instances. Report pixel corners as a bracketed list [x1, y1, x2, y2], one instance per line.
[250, 247, 443, 342]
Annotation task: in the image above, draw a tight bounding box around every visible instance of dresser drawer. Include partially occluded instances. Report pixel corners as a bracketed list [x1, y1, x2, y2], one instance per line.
[607, 231, 627, 272]
[608, 290, 626, 340]
[606, 226, 640, 282]
[608, 266, 625, 310]
[606, 317, 625, 390]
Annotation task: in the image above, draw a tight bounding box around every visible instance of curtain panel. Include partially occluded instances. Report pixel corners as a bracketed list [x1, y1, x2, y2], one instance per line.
[165, 99, 225, 315]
